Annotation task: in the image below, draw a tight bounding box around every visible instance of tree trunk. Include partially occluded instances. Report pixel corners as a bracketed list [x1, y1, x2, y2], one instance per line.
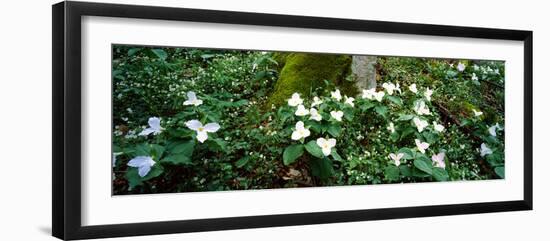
[351, 55, 377, 90]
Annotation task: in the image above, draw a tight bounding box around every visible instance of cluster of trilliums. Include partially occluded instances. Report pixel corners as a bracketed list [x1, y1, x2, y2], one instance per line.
[121, 66, 501, 178]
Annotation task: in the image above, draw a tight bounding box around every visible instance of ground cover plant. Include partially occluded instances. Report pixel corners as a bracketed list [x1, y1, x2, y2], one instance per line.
[112, 45, 505, 195]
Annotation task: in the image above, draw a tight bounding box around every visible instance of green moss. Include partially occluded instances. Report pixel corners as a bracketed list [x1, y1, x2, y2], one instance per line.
[268, 53, 353, 107]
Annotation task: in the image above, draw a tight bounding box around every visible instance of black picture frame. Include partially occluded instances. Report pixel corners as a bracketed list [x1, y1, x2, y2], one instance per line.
[52, 1, 533, 240]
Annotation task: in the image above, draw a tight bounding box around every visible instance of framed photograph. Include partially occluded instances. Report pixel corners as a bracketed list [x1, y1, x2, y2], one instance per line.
[52, 1, 533, 240]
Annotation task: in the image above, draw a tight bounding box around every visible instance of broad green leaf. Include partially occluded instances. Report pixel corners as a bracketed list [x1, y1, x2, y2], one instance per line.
[414, 158, 433, 175]
[305, 140, 324, 158]
[310, 158, 334, 179]
[390, 132, 400, 142]
[150, 144, 165, 160]
[432, 167, 449, 181]
[396, 114, 414, 121]
[170, 140, 195, 157]
[327, 125, 342, 137]
[235, 156, 250, 168]
[375, 105, 388, 118]
[494, 166, 505, 178]
[283, 144, 304, 165]
[384, 165, 400, 181]
[400, 127, 416, 140]
[151, 49, 167, 60]
[398, 147, 415, 160]
[331, 149, 343, 162]
[360, 101, 375, 111]
[161, 154, 192, 165]
[386, 96, 403, 106]
[127, 48, 141, 56]
[125, 165, 164, 188]
[399, 165, 412, 177]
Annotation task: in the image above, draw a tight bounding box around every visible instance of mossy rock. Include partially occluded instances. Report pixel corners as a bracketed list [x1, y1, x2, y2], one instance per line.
[268, 53, 355, 107]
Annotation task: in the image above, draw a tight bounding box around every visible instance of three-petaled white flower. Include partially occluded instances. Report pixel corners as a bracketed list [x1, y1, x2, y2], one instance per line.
[424, 88, 433, 101]
[183, 91, 203, 106]
[331, 89, 342, 101]
[344, 96, 355, 107]
[317, 137, 336, 156]
[139, 117, 163, 136]
[432, 152, 446, 169]
[288, 93, 304, 107]
[291, 121, 311, 140]
[409, 84, 418, 94]
[312, 96, 323, 107]
[488, 123, 501, 137]
[309, 108, 322, 121]
[374, 91, 385, 102]
[389, 152, 404, 166]
[414, 101, 431, 116]
[295, 104, 309, 116]
[185, 120, 220, 143]
[127, 156, 156, 177]
[382, 82, 397, 95]
[472, 73, 478, 81]
[415, 139, 430, 154]
[473, 109, 483, 117]
[433, 122, 445, 132]
[457, 62, 466, 72]
[480, 143, 493, 157]
[413, 117, 429, 132]
[387, 122, 395, 133]
[330, 110, 344, 122]
[362, 88, 376, 100]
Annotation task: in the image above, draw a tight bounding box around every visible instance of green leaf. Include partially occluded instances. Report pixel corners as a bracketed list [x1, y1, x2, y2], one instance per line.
[125, 165, 164, 188]
[310, 158, 334, 179]
[375, 105, 388, 118]
[305, 140, 324, 158]
[386, 96, 403, 106]
[400, 127, 416, 139]
[384, 165, 400, 181]
[127, 48, 141, 56]
[432, 167, 449, 181]
[494, 166, 505, 178]
[327, 125, 342, 137]
[160, 154, 192, 165]
[170, 140, 195, 156]
[396, 114, 414, 121]
[235, 156, 250, 168]
[414, 158, 433, 175]
[150, 144, 165, 160]
[399, 165, 412, 177]
[398, 147, 414, 160]
[331, 149, 343, 162]
[151, 49, 167, 60]
[283, 144, 304, 165]
[360, 101, 375, 111]
[343, 109, 354, 121]
[390, 132, 400, 142]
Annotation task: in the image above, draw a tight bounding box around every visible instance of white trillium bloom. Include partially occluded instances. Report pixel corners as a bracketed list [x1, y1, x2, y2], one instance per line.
[287, 93, 304, 107]
[433, 122, 445, 132]
[395, 83, 402, 94]
[291, 121, 311, 140]
[183, 91, 203, 106]
[480, 143, 493, 157]
[414, 101, 431, 116]
[409, 84, 418, 94]
[139, 117, 163, 136]
[413, 117, 429, 132]
[382, 82, 397, 95]
[185, 120, 220, 143]
[473, 109, 483, 117]
[317, 137, 336, 156]
[389, 153, 404, 166]
[424, 88, 433, 101]
[361, 88, 376, 100]
[331, 89, 342, 101]
[374, 91, 385, 102]
[344, 96, 355, 107]
[309, 108, 322, 121]
[295, 104, 309, 116]
[488, 124, 499, 136]
[472, 73, 479, 81]
[432, 152, 446, 169]
[312, 96, 323, 107]
[330, 110, 344, 122]
[387, 122, 395, 133]
[415, 139, 430, 154]
[457, 62, 466, 72]
[127, 156, 156, 177]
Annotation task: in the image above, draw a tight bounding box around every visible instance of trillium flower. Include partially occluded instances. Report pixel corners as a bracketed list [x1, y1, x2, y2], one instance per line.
[287, 93, 303, 107]
[387, 122, 395, 133]
[413, 117, 429, 132]
[139, 117, 163, 136]
[330, 110, 344, 122]
[433, 122, 445, 132]
[389, 152, 404, 166]
[295, 104, 309, 116]
[473, 109, 483, 117]
[317, 137, 336, 156]
[344, 96, 355, 107]
[374, 91, 385, 102]
[424, 88, 433, 101]
[185, 120, 220, 143]
[414, 101, 431, 116]
[395, 83, 402, 94]
[409, 84, 418, 94]
[291, 121, 311, 140]
[361, 88, 376, 100]
[309, 108, 322, 121]
[312, 96, 323, 107]
[480, 143, 493, 157]
[127, 156, 156, 177]
[488, 124, 498, 136]
[331, 89, 342, 101]
[457, 62, 466, 72]
[382, 82, 397, 95]
[415, 139, 430, 154]
[432, 152, 446, 169]
[472, 73, 478, 81]
[183, 91, 203, 106]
